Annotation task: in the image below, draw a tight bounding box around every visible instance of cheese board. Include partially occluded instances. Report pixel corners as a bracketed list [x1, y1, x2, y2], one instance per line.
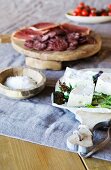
[52, 68, 111, 156]
[0, 22, 102, 70]
[11, 31, 101, 62]
[10, 22, 102, 70]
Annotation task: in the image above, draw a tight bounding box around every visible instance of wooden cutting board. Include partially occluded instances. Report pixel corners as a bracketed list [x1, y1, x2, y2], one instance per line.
[0, 32, 102, 71]
[11, 31, 102, 62]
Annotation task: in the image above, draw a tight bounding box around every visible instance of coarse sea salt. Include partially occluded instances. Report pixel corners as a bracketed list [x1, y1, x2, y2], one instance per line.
[4, 76, 37, 90]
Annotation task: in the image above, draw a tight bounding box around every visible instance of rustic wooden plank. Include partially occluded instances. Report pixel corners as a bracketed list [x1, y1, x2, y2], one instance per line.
[0, 136, 18, 170]
[0, 135, 85, 170]
[80, 156, 111, 170]
[0, 34, 11, 43]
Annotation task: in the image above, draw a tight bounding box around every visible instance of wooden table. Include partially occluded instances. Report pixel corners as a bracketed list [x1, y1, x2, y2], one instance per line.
[0, 135, 111, 170]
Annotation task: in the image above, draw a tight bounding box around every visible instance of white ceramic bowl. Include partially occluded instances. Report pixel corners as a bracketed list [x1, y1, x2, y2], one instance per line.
[65, 13, 111, 24]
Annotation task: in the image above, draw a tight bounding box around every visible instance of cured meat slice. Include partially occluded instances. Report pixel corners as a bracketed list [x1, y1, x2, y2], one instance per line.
[14, 23, 59, 40]
[61, 23, 91, 35]
[46, 37, 68, 51]
[33, 22, 59, 31]
[33, 22, 55, 28]
[13, 28, 49, 40]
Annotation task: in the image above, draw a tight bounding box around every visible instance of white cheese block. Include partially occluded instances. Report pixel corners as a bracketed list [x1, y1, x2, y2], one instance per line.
[63, 77, 81, 88]
[63, 67, 79, 79]
[64, 67, 96, 79]
[95, 73, 111, 95]
[83, 70, 98, 77]
[63, 67, 94, 88]
[67, 80, 94, 107]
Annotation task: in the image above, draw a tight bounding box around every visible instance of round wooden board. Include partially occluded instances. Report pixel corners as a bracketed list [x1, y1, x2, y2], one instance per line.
[11, 31, 102, 62]
[26, 57, 62, 70]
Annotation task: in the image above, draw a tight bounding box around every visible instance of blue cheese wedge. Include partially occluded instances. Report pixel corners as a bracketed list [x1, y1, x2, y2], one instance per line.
[95, 73, 111, 95]
[67, 80, 94, 107]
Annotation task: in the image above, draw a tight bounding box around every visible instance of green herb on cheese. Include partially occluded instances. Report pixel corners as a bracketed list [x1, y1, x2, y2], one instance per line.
[86, 92, 111, 109]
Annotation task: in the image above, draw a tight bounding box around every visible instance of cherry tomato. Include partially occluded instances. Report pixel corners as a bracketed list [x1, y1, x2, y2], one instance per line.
[81, 9, 89, 16]
[78, 2, 85, 8]
[90, 8, 96, 14]
[85, 5, 90, 12]
[101, 12, 108, 16]
[108, 4, 111, 10]
[96, 10, 101, 16]
[77, 12, 82, 16]
[72, 11, 78, 16]
[74, 7, 82, 13]
[90, 7, 96, 11]
[89, 13, 96, 16]
[108, 11, 111, 16]
[101, 8, 106, 12]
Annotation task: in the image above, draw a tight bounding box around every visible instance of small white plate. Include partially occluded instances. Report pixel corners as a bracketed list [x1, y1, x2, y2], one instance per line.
[65, 13, 111, 24]
[52, 68, 111, 114]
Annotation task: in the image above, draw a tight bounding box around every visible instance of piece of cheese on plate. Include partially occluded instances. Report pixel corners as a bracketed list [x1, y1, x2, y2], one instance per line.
[95, 73, 111, 95]
[63, 67, 94, 88]
[67, 80, 94, 107]
[63, 67, 80, 79]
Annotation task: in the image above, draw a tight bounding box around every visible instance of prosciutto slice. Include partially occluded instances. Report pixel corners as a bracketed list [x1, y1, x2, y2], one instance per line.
[61, 23, 91, 35]
[14, 28, 49, 40]
[14, 22, 59, 40]
[14, 22, 91, 42]
[33, 22, 58, 31]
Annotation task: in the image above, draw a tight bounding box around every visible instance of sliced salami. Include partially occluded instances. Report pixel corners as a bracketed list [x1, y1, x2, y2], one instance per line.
[13, 22, 95, 52]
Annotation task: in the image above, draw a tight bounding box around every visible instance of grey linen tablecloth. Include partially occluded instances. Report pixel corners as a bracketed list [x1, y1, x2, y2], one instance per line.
[0, 0, 111, 161]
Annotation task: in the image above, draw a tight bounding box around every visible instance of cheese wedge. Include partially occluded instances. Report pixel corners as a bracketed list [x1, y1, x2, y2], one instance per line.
[63, 67, 79, 79]
[67, 80, 94, 107]
[95, 73, 111, 95]
[63, 67, 94, 88]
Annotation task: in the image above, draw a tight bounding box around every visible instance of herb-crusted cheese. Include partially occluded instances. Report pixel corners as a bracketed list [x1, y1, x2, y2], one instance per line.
[95, 73, 111, 95]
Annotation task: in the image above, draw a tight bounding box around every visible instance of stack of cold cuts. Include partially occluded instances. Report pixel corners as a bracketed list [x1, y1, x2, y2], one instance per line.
[13, 22, 97, 70]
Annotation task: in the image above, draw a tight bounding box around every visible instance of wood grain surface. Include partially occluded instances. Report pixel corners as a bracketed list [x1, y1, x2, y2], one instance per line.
[81, 156, 111, 170]
[0, 135, 111, 170]
[0, 135, 85, 170]
[26, 56, 62, 70]
[0, 35, 11, 43]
